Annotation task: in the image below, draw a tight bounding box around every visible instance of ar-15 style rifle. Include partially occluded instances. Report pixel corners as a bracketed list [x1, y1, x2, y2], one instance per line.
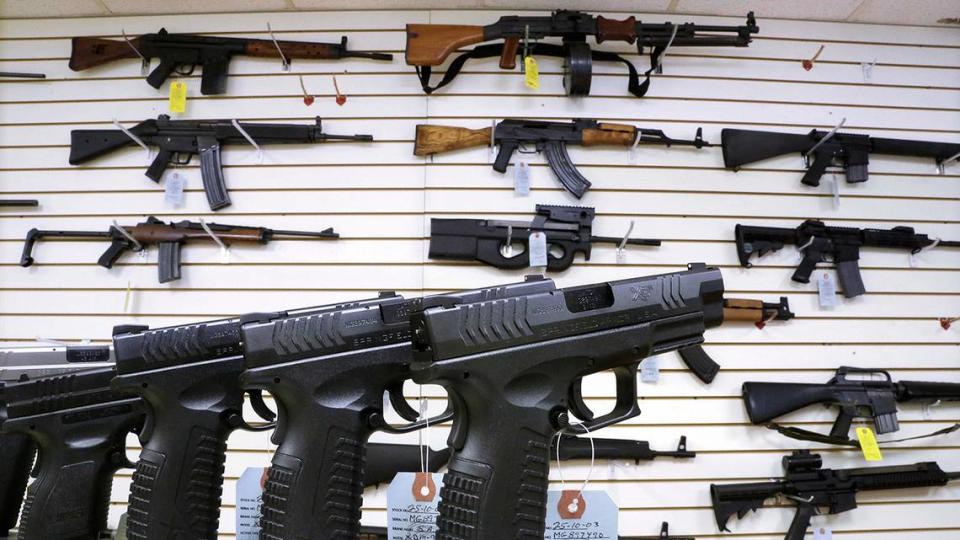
[722, 128, 960, 187]
[406, 11, 757, 96]
[429, 204, 661, 270]
[712, 450, 960, 540]
[409, 264, 724, 537]
[743, 366, 960, 447]
[415, 119, 709, 198]
[736, 219, 959, 297]
[70, 115, 373, 210]
[20, 216, 338, 283]
[71, 29, 392, 94]
[0, 345, 116, 538]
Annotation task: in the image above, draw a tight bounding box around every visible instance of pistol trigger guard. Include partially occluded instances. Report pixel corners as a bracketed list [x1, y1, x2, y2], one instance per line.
[567, 377, 595, 422]
[247, 389, 277, 422]
[387, 382, 421, 422]
[568, 364, 642, 432]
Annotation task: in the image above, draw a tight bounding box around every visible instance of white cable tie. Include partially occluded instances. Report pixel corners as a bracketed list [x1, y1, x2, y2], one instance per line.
[797, 236, 816, 252]
[267, 23, 290, 71]
[505, 225, 513, 257]
[489, 119, 497, 162]
[111, 220, 143, 251]
[938, 150, 960, 175]
[34, 337, 70, 346]
[911, 237, 941, 267]
[231, 119, 263, 163]
[113, 118, 152, 161]
[653, 23, 680, 74]
[198, 217, 227, 250]
[805, 118, 847, 159]
[121, 29, 147, 64]
[617, 220, 635, 253]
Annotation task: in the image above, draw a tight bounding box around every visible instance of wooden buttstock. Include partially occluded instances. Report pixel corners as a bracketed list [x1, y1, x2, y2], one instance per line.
[405, 24, 485, 66]
[245, 39, 340, 60]
[414, 125, 492, 156]
[723, 298, 764, 322]
[69, 36, 143, 71]
[500, 37, 519, 69]
[582, 124, 637, 147]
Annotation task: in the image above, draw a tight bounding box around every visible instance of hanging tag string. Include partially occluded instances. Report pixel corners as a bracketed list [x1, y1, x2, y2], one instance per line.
[231, 119, 263, 163]
[267, 23, 290, 70]
[111, 220, 143, 250]
[556, 423, 596, 505]
[418, 385, 430, 474]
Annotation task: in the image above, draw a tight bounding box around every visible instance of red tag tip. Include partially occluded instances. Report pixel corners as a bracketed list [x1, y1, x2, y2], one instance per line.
[335, 95, 347, 106]
[303, 95, 315, 106]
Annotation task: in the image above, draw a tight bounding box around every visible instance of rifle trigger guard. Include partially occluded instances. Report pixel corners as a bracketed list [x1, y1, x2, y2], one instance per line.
[174, 63, 197, 76]
[173, 152, 192, 166]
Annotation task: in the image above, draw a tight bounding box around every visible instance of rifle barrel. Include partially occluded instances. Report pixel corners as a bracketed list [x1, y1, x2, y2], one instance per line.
[270, 228, 340, 238]
[591, 236, 662, 246]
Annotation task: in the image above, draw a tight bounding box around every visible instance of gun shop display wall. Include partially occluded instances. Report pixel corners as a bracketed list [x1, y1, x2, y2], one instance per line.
[1, 3, 958, 540]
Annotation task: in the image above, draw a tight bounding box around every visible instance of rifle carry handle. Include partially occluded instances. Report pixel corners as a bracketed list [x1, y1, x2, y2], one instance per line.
[0, 433, 34, 534]
[405, 24, 486, 66]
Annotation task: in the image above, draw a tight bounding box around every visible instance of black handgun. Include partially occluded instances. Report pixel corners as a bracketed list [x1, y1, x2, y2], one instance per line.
[70, 115, 373, 210]
[409, 264, 724, 538]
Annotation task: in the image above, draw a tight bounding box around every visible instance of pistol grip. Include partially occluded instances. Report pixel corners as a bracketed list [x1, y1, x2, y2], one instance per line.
[0, 433, 35, 534]
[146, 149, 173, 182]
[198, 136, 231, 210]
[98, 237, 132, 269]
[800, 150, 831, 187]
[157, 241, 182, 283]
[145, 57, 178, 89]
[493, 141, 518, 173]
[500, 37, 520, 69]
[792, 251, 820, 284]
[786, 503, 818, 540]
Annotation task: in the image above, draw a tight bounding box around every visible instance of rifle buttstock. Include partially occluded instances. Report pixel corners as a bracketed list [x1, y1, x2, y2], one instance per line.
[414, 124, 492, 156]
[69, 36, 141, 71]
[405, 24, 485, 66]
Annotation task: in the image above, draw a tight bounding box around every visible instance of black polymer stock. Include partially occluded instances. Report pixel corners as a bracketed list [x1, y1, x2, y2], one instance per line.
[1, 367, 143, 540]
[69, 115, 373, 210]
[711, 450, 960, 540]
[238, 277, 559, 539]
[743, 366, 960, 446]
[736, 219, 960, 297]
[408, 264, 724, 538]
[722, 128, 960, 187]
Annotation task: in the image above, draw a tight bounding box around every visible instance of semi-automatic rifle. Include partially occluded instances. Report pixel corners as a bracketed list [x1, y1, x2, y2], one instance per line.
[743, 366, 960, 446]
[711, 450, 960, 540]
[20, 216, 338, 283]
[70, 115, 373, 209]
[722, 128, 960, 187]
[70, 29, 392, 94]
[415, 119, 708, 198]
[408, 264, 724, 537]
[736, 219, 959, 297]
[0, 345, 115, 538]
[429, 204, 661, 270]
[406, 11, 757, 96]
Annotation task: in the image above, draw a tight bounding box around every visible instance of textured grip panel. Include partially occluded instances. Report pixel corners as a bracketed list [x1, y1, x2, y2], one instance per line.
[18, 459, 113, 540]
[0, 433, 34, 534]
[437, 436, 550, 539]
[126, 430, 227, 540]
[260, 432, 366, 540]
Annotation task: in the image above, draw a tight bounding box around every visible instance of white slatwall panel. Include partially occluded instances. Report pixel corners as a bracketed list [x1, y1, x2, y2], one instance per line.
[1, 8, 959, 539]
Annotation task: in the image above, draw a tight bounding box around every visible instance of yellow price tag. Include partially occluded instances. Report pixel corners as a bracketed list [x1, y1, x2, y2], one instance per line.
[169, 81, 187, 113]
[856, 427, 883, 461]
[524, 56, 539, 90]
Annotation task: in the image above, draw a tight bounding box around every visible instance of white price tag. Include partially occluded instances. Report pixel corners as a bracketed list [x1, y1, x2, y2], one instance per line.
[640, 356, 660, 383]
[818, 272, 838, 308]
[514, 160, 531, 196]
[814, 526, 833, 540]
[235, 467, 266, 539]
[387, 472, 441, 539]
[544, 490, 618, 539]
[861, 61, 874, 83]
[528, 232, 548, 267]
[164, 172, 185, 207]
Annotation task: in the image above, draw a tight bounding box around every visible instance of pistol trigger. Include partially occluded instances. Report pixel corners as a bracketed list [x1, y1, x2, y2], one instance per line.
[247, 389, 276, 422]
[388, 382, 421, 422]
[567, 378, 595, 422]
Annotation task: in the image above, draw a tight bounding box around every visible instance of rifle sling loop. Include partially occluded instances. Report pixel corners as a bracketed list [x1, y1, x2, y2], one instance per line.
[766, 422, 960, 448]
[415, 42, 661, 98]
